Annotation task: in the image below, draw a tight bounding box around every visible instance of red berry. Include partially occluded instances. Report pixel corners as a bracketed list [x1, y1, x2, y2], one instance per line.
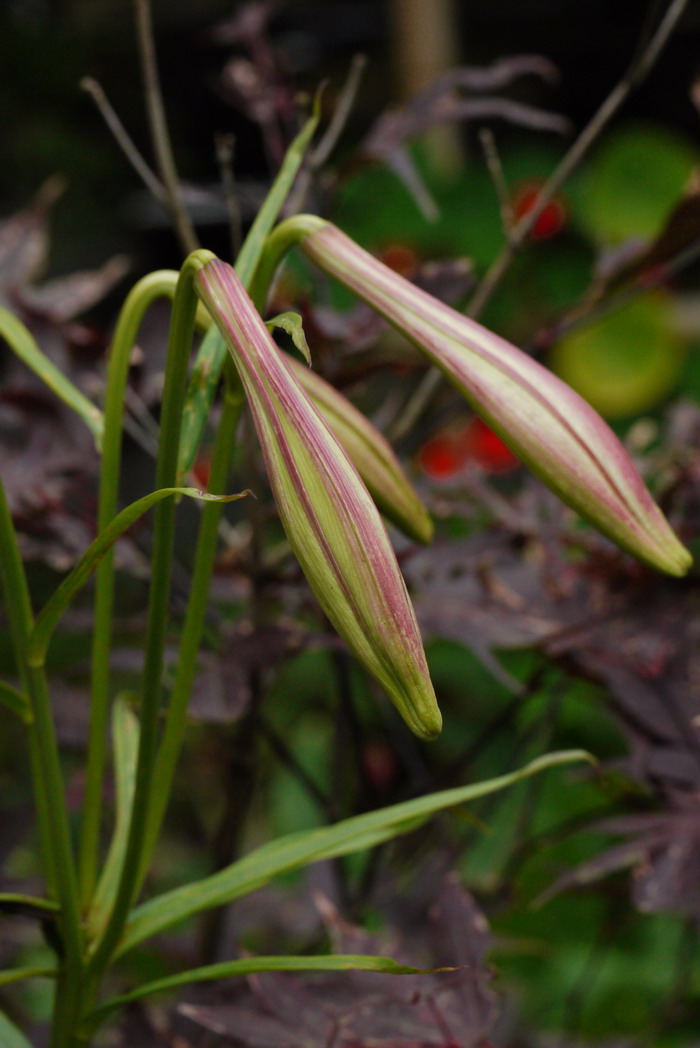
[464, 417, 519, 473]
[512, 180, 566, 240]
[418, 418, 519, 479]
[379, 243, 418, 276]
[418, 432, 467, 479]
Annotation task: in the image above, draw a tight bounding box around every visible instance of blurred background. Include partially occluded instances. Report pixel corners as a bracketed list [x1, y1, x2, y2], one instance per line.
[4, 0, 700, 422]
[3, 0, 700, 264]
[3, 4, 700, 1047]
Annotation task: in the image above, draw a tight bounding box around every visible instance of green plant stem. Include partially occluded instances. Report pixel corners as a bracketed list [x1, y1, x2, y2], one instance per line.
[176, 107, 320, 480]
[139, 369, 245, 885]
[136, 128, 320, 877]
[0, 480, 85, 1048]
[80, 270, 181, 907]
[248, 214, 326, 312]
[86, 251, 214, 983]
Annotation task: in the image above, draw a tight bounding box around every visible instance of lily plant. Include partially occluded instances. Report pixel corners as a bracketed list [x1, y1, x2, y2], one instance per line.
[0, 106, 689, 1048]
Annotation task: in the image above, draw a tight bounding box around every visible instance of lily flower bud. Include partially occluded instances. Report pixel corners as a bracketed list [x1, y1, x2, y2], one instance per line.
[195, 259, 442, 739]
[286, 356, 433, 545]
[293, 219, 691, 578]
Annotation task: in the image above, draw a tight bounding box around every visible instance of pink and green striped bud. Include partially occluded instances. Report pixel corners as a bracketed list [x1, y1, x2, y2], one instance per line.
[195, 259, 442, 739]
[286, 356, 433, 545]
[286, 218, 691, 578]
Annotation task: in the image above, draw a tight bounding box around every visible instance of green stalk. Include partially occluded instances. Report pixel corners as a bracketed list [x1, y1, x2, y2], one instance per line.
[136, 151, 309, 879]
[0, 489, 55, 892]
[177, 107, 319, 481]
[80, 270, 184, 906]
[248, 214, 325, 312]
[0, 480, 84, 1047]
[137, 211, 322, 882]
[138, 369, 245, 885]
[86, 251, 215, 981]
[135, 143, 317, 882]
[134, 217, 329, 879]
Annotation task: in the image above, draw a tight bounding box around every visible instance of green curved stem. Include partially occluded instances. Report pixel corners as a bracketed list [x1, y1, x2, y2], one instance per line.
[137, 148, 320, 885]
[80, 269, 180, 905]
[138, 368, 245, 886]
[177, 108, 320, 480]
[248, 214, 326, 312]
[85, 250, 215, 982]
[30, 488, 246, 671]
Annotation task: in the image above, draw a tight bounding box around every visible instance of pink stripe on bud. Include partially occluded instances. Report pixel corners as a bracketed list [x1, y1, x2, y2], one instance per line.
[287, 356, 433, 545]
[298, 222, 691, 578]
[195, 259, 442, 739]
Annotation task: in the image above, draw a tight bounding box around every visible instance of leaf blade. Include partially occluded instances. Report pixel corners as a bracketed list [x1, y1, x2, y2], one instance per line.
[0, 307, 103, 444]
[88, 695, 140, 937]
[0, 967, 56, 989]
[28, 486, 249, 667]
[0, 894, 59, 919]
[86, 953, 433, 1029]
[266, 311, 312, 365]
[0, 1010, 37, 1048]
[0, 681, 31, 722]
[117, 750, 592, 956]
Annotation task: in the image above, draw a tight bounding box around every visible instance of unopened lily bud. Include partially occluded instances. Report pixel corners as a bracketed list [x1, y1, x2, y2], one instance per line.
[292, 219, 691, 578]
[195, 259, 442, 739]
[286, 356, 433, 545]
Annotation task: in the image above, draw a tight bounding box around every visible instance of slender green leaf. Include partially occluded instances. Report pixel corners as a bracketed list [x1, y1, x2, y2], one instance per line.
[117, 750, 591, 956]
[88, 695, 139, 937]
[28, 486, 249, 667]
[0, 1010, 36, 1048]
[0, 894, 59, 920]
[86, 953, 434, 1029]
[177, 105, 320, 480]
[80, 267, 193, 907]
[236, 101, 320, 288]
[1, 277, 210, 474]
[0, 967, 56, 989]
[0, 681, 30, 722]
[266, 312, 312, 365]
[0, 307, 103, 445]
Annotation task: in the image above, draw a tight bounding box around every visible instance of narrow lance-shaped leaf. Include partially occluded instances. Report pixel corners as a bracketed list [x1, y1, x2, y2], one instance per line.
[0, 894, 59, 920]
[88, 695, 139, 938]
[281, 217, 691, 577]
[0, 681, 31, 722]
[195, 260, 442, 740]
[0, 967, 56, 990]
[266, 311, 313, 365]
[28, 486, 249, 667]
[85, 954, 438, 1031]
[117, 749, 591, 955]
[0, 1011, 35, 1048]
[0, 307, 103, 444]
